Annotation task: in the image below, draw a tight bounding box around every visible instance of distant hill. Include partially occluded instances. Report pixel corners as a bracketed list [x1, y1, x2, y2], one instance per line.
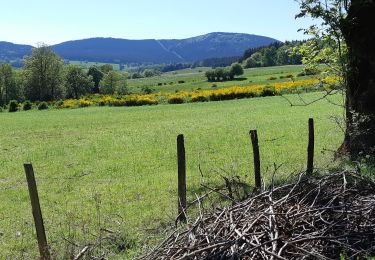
[0, 33, 279, 65]
[0, 41, 32, 61]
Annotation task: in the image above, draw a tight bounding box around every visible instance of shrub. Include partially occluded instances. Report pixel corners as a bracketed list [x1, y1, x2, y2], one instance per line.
[168, 95, 185, 104]
[79, 99, 93, 107]
[157, 82, 163, 86]
[260, 86, 277, 97]
[8, 100, 18, 112]
[280, 74, 294, 79]
[38, 102, 49, 110]
[178, 80, 185, 84]
[108, 99, 127, 107]
[54, 100, 64, 108]
[191, 95, 209, 102]
[23, 100, 32, 111]
[61, 99, 78, 108]
[141, 86, 154, 94]
[211, 84, 217, 88]
[268, 76, 277, 80]
[0, 106, 3, 112]
[125, 96, 158, 106]
[297, 68, 320, 77]
[116, 84, 130, 95]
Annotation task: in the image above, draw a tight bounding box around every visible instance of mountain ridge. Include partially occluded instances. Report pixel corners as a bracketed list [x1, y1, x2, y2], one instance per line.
[0, 32, 280, 65]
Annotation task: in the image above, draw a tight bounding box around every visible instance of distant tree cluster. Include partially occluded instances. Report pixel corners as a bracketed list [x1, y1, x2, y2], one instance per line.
[0, 44, 127, 106]
[129, 69, 162, 79]
[240, 41, 303, 68]
[205, 63, 244, 82]
[193, 56, 241, 68]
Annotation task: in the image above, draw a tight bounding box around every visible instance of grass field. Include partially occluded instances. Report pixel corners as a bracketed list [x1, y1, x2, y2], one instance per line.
[0, 91, 344, 258]
[127, 65, 308, 93]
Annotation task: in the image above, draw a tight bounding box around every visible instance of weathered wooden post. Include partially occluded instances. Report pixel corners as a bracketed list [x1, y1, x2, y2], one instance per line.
[250, 130, 261, 190]
[177, 134, 187, 223]
[24, 163, 51, 260]
[307, 118, 315, 175]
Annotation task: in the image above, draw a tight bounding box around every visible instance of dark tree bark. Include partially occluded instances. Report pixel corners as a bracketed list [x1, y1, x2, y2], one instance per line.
[340, 0, 375, 158]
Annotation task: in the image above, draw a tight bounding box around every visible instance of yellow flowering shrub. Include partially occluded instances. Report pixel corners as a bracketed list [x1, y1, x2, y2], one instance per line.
[125, 95, 158, 106]
[53, 77, 339, 110]
[61, 99, 79, 108]
[79, 99, 93, 107]
[167, 95, 185, 104]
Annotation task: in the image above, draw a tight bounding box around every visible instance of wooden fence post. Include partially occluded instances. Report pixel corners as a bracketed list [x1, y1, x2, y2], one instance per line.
[307, 118, 315, 175]
[250, 130, 261, 190]
[177, 134, 187, 223]
[24, 163, 51, 260]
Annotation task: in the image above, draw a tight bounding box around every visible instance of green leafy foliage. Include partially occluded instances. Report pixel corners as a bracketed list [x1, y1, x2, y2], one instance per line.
[100, 71, 122, 94]
[8, 100, 18, 112]
[23, 100, 32, 111]
[241, 41, 303, 68]
[0, 64, 20, 106]
[37, 101, 49, 110]
[205, 64, 244, 82]
[23, 44, 65, 101]
[260, 86, 277, 97]
[87, 66, 104, 93]
[65, 65, 94, 99]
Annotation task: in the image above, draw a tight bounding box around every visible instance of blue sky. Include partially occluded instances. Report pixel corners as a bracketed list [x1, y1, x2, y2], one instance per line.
[0, 0, 315, 45]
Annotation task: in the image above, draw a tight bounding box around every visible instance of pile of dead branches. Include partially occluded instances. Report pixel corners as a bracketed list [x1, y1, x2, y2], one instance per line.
[142, 171, 375, 259]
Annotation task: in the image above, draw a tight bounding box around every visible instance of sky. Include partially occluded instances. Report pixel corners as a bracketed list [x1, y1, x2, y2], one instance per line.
[0, 0, 316, 46]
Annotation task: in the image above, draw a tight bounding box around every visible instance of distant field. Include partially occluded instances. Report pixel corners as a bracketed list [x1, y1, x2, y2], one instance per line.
[127, 65, 309, 93]
[68, 60, 122, 70]
[0, 91, 344, 258]
[68, 62, 309, 94]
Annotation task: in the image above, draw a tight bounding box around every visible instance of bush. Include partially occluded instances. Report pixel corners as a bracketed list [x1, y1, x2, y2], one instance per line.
[178, 80, 185, 84]
[8, 100, 18, 112]
[109, 99, 127, 106]
[191, 95, 209, 102]
[211, 84, 217, 88]
[260, 86, 277, 97]
[23, 101, 32, 111]
[141, 86, 154, 94]
[168, 96, 185, 104]
[268, 76, 277, 80]
[54, 100, 64, 108]
[125, 96, 158, 106]
[61, 99, 78, 108]
[38, 102, 49, 110]
[79, 99, 93, 107]
[0, 106, 3, 112]
[297, 68, 320, 77]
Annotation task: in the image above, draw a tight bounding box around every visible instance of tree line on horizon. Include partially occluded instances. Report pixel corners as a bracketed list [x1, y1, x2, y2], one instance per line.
[0, 45, 128, 106]
[0, 40, 307, 107]
[239, 41, 304, 68]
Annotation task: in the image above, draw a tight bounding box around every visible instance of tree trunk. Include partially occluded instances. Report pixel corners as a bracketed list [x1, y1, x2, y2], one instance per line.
[341, 0, 375, 158]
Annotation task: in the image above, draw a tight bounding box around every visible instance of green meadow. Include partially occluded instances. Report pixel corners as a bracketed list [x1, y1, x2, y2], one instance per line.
[127, 65, 309, 93]
[0, 91, 343, 258]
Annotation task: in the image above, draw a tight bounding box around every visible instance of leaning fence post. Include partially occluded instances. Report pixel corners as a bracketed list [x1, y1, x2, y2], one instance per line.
[177, 134, 187, 223]
[307, 118, 315, 175]
[23, 163, 51, 260]
[250, 130, 261, 190]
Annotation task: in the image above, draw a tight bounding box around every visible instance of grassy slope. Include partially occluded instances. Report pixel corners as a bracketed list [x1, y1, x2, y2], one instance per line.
[127, 65, 307, 93]
[0, 92, 343, 258]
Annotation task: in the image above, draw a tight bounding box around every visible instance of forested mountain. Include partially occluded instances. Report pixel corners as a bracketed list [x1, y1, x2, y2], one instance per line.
[0, 33, 279, 65]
